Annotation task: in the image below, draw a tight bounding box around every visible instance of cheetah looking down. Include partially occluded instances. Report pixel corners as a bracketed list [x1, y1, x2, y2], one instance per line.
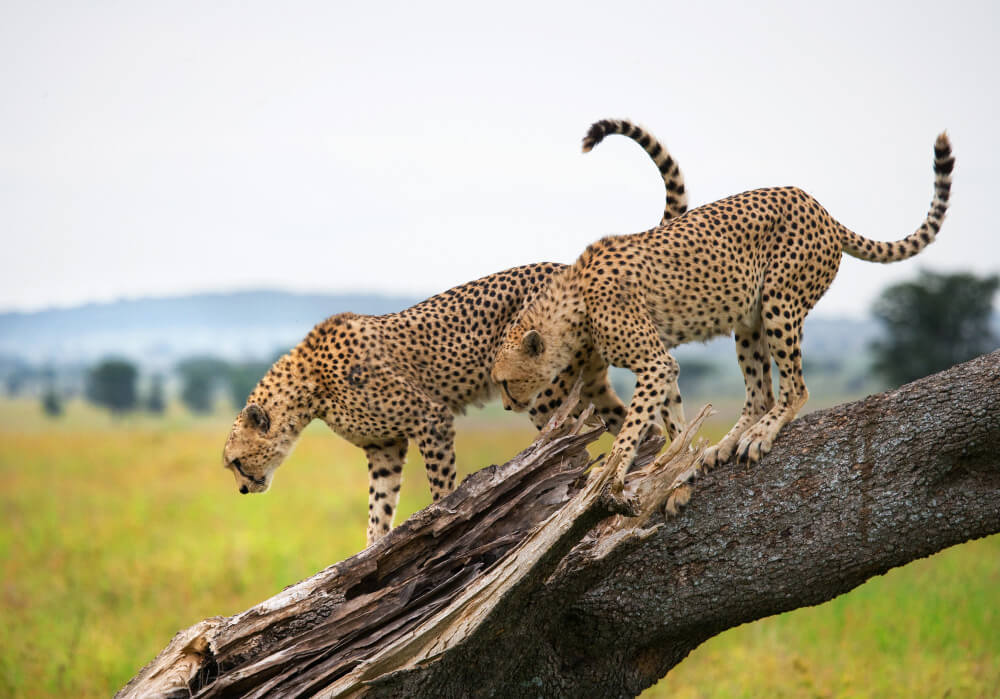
[492, 127, 953, 491]
[223, 120, 688, 545]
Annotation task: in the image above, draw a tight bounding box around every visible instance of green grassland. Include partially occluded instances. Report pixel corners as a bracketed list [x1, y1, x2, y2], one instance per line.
[1, 397, 997, 697]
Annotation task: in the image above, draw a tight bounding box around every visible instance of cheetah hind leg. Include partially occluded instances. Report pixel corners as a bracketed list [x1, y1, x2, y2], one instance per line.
[734, 316, 808, 463]
[364, 440, 407, 546]
[703, 326, 774, 467]
[735, 385, 808, 462]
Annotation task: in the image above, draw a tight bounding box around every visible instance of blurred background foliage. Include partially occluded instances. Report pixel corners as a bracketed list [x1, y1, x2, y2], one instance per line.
[870, 270, 998, 385]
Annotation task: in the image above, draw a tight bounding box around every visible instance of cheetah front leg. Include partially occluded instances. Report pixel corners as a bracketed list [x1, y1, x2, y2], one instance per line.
[415, 408, 458, 502]
[703, 325, 775, 467]
[363, 439, 407, 546]
[604, 354, 682, 488]
[588, 296, 686, 488]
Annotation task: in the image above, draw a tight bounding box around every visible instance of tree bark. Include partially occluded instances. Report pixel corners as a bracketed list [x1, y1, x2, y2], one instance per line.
[118, 350, 1000, 698]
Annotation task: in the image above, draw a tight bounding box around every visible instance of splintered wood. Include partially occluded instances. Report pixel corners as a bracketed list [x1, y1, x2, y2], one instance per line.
[117, 381, 710, 699]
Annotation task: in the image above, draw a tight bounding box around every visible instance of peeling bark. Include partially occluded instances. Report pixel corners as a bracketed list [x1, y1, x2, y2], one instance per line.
[118, 351, 1000, 698]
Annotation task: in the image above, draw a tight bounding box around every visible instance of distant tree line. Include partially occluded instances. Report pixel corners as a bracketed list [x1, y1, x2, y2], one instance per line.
[870, 270, 998, 386]
[86, 358, 139, 414]
[63, 354, 282, 418]
[174, 356, 274, 414]
[41, 366, 63, 417]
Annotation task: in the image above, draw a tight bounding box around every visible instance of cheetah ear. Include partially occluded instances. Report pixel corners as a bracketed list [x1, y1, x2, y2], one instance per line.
[522, 329, 545, 357]
[245, 403, 270, 434]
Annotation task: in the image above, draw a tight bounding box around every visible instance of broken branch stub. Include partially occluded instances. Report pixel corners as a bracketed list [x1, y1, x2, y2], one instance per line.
[119, 377, 693, 698]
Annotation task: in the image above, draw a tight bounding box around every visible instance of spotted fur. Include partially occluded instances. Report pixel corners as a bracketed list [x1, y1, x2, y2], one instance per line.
[223, 123, 688, 546]
[492, 130, 953, 486]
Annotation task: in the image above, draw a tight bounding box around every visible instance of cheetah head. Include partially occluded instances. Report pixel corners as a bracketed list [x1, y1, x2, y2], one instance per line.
[492, 326, 563, 412]
[223, 402, 295, 495]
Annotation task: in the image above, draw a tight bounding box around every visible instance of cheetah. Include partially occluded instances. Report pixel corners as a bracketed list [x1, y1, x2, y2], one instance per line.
[492, 127, 954, 494]
[223, 120, 688, 545]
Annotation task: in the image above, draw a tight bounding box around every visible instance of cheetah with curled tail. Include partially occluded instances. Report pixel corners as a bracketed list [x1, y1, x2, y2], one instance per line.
[222, 120, 688, 545]
[492, 127, 954, 491]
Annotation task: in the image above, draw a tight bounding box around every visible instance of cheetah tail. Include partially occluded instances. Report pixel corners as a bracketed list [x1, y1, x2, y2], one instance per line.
[581, 118, 688, 224]
[840, 132, 954, 263]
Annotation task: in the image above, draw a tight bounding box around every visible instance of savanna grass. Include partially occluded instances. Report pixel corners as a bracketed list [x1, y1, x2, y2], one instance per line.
[0, 398, 996, 697]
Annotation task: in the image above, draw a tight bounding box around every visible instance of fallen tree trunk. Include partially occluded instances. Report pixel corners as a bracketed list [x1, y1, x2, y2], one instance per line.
[119, 350, 1000, 698]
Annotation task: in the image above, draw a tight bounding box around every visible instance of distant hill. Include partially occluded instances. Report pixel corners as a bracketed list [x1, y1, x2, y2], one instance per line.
[1, 290, 995, 374]
[0, 290, 419, 369]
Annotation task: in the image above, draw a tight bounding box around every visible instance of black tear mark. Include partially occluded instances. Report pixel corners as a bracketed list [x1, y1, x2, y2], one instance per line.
[347, 364, 367, 388]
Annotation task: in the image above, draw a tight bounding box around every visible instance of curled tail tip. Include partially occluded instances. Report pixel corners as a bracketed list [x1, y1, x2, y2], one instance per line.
[934, 131, 955, 175]
[582, 120, 611, 153]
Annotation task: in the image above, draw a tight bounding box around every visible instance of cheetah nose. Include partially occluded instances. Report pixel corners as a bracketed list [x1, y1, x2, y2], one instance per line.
[239, 485, 249, 494]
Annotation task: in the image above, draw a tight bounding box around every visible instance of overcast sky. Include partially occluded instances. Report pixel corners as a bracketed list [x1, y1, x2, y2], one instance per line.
[2, 0, 997, 316]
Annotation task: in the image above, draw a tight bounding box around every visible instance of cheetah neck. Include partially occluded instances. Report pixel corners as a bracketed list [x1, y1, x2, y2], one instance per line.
[252, 350, 323, 438]
[524, 267, 590, 362]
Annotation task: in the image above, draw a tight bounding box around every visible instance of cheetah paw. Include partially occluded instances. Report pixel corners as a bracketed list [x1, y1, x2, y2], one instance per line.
[702, 440, 735, 468]
[664, 484, 692, 516]
[735, 431, 772, 464]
